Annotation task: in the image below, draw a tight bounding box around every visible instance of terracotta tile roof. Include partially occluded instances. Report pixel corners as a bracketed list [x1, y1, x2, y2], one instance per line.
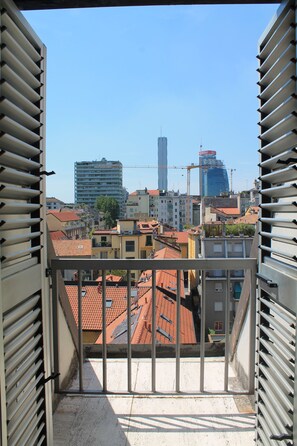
[162, 231, 188, 244]
[50, 230, 68, 240]
[96, 281, 195, 345]
[216, 207, 241, 215]
[96, 274, 123, 283]
[148, 189, 159, 196]
[95, 243, 195, 345]
[153, 246, 181, 259]
[133, 288, 196, 344]
[129, 189, 159, 197]
[66, 284, 150, 331]
[47, 210, 81, 222]
[234, 214, 259, 224]
[52, 239, 92, 257]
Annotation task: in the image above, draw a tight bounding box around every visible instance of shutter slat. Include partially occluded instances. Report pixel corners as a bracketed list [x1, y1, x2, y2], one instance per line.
[1, 245, 42, 263]
[0, 98, 42, 130]
[0, 217, 41, 230]
[0, 166, 40, 186]
[1, 10, 41, 61]
[1, 80, 40, 116]
[1, 46, 41, 89]
[0, 149, 40, 170]
[0, 202, 41, 214]
[0, 132, 40, 157]
[0, 185, 40, 200]
[1, 63, 41, 103]
[1, 231, 41, 247]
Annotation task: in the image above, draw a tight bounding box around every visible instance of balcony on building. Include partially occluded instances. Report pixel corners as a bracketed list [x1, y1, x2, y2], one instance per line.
[49, 251, 257, 445]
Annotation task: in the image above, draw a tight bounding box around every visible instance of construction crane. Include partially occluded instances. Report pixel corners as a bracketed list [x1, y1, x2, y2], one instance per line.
[227, 168, 236, 194]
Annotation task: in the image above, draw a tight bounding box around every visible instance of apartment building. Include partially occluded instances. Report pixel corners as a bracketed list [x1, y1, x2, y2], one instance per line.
[74, 158, 124, 213]
[158, 191, 193, 228]
[189, 224, 254, 333]
[47, 210, 86, 239]
[92, 219, 159, 279]
[126, 189, 195, 228]
[46, 197, 65, 211]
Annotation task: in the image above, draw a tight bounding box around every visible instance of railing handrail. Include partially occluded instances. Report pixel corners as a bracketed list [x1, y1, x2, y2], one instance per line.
[51, 257, 257, 271]
[51, 256, 257, 396]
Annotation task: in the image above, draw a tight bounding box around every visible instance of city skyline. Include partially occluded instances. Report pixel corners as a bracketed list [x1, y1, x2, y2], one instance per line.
[23, 4, 278, 202]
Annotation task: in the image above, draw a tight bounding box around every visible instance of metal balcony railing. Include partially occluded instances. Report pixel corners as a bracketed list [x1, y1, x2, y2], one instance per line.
[50, 258, 257, 396]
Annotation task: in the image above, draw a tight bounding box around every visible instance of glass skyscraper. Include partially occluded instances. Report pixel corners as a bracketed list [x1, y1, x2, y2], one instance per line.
[199, 150, 229, 197]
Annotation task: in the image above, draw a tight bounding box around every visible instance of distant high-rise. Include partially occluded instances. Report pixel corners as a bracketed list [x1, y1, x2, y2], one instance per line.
[158, 137, 168, 191]
[199, 150, 229, 197]
[74, 158, 124, 213]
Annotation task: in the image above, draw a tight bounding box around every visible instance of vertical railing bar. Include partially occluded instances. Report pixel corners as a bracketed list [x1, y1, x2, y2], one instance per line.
[249, 265, 257, 394]
[127, 270, 132, 393]
[176, 270, 181, 393]
[78, 270, 83, 392]
[224, 270, 230, 392]
[51, 268, 60, 393]
[102, 270, 107, 393]
[200, 270, 206, 392]
[152, 270, 156, 393]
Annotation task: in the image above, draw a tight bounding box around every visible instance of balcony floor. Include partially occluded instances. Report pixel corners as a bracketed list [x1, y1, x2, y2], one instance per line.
[53, 358, 255, 446]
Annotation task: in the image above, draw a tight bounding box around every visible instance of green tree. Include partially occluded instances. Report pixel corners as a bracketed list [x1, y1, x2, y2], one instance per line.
[95, 196, 119, 228]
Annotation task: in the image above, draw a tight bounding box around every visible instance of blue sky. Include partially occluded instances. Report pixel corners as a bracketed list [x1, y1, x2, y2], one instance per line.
[24, 3, 278, 202]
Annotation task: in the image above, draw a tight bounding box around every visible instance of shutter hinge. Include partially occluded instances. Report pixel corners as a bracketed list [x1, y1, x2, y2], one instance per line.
[45, 268, 52, 277]
[43, 372, 60, 384]
[40, 170, 55, 176]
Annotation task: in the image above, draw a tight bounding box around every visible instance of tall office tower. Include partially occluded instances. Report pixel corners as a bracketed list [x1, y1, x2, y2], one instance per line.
[199, 150, 229, 197]
[158, 137, 168, 191]
[74, 158, 124, 213]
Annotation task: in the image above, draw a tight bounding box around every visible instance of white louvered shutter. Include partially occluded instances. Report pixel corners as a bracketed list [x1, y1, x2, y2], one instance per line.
[257, 1, 297, 445]
[0, 0, 52, 445]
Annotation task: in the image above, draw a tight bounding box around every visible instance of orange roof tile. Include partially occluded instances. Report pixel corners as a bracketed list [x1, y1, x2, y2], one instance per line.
[153, 246, 181, 259]
[47, 210, 81, 222]
[66, 284, 150, 331]
[216, 207, 241, 215]
[95, 243, 196, 345]
[234, 214, 259, 224]
[50, 230, 68, 240]
[96, 274, 123, 283]
[147, 189, 159, 196]
[163, 231, 188, 244]
[96, 282, 195, 345]
[52, 239, 92, 257]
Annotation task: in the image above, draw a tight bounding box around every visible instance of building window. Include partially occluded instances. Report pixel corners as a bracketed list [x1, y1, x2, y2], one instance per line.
[213, 243, 223, 253]
[234, 243, 243, 253]
[141, 250, 146, 259]
[214, 302, 223, 312]
[126, 241, 135, 252]
[106, 299, 113, 308]
[101, 236, 107, 242]
[100, 252, 108, 259]
[215, 282, 223, 292]
[214, 321, 223, 332]
[233, 282, 242, 300]
[146, 235, 152, 246]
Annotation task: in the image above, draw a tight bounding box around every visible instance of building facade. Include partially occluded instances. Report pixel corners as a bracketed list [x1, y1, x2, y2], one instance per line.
[74, 158, 124, 213]
[158, 137, 168, 191]
[199, 150, 229, 197]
